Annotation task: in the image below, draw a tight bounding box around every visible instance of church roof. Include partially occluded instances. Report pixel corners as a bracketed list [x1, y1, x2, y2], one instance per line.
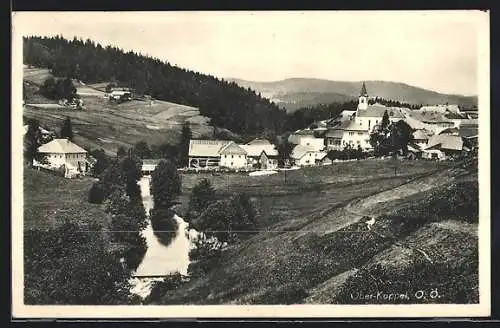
[356, 105, 405, 119]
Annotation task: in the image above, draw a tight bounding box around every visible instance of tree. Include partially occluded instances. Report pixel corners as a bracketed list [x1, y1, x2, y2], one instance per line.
[60, 116, 73, 140]
[24, 222, 133, 305]
[88, 182, 106, 204]
[194, 193, 258, 243]
[150, 160, 181, 209]
[188, 178, 216, 219]
[390, 120, 414, 155]
[116, 146, 127, 158]
[133, 140, 151, 159]
[276, 135, 294, 167]
[23, 119, 41, 164]
[90, 148, 109, 176]
[381, 110, 390, 130]
[119, 155, 143, 200]
[369, 120, 414, 157]
[178, 122, 192, 167]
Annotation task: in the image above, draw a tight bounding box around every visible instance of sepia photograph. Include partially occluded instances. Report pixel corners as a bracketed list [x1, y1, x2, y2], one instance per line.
[11, 10, 490, 318]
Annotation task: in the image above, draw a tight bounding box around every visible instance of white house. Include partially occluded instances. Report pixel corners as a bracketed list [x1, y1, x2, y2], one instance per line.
[412, 129, 432, 150]
[142, 159, 163, 175]
[35, 138, 88, 178]
[240, 139, 279, 169]
[422, 134, 464, 160]
[188, 139, 232, 168]
[291, 144, 327, 166]
[218, 142, 248, 169]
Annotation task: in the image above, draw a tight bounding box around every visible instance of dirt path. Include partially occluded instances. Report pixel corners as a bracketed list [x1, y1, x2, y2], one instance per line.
[431, 220, 477, 236]
[343, 168, 455, 227]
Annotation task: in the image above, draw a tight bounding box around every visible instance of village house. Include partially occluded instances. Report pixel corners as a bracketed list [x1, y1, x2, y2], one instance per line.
[290, 144, 328, 167]
[105, 87, 134, 101]
[412, 129, 432, 149]
[326, 120, 371, 151]
[218, 141, 248, 169]
[188, 139, 232, 169]
[141, 159, 163, 176]
[187, 139, 280, 170]
[240, 139, 279, 169]
[288, 130, 325, 151]
[422, 134, 465, 160]
[405, 111, 455, 135]
[418, 104, 461, 114]
[34, 138, 88, 178]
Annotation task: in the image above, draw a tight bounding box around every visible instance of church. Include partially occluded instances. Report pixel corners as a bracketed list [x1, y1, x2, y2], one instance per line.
[325, 82, 405, 151]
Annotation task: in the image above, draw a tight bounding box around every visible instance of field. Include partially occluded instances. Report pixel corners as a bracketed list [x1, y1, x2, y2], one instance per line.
[159, 159, 478, 304]
[22, 67, 216, 156]
[23, 167, 110, 230]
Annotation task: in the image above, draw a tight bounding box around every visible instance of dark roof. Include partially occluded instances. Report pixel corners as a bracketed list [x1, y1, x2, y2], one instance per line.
[444, 112, 467, 119]
[439, 127, 460, 135]
[459, 126, 478, 138]
[325, 130, 344, 138]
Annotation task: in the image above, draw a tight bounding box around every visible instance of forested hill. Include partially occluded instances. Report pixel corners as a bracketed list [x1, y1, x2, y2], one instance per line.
[23, 36, 288, 136]
[228, 78, 478, 112]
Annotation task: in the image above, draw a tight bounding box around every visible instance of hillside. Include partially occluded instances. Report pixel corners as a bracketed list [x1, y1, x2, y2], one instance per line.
[149, 160, 479, 305]
[23, 66, 223, 156]
[23, 36, 288, 136]
[228, 78, 478, 112]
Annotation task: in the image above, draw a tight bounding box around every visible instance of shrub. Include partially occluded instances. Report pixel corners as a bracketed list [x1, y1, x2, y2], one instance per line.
[255, 283, 308, 304]
[88, 182, 106, 204]
[144, 272, 184, 304]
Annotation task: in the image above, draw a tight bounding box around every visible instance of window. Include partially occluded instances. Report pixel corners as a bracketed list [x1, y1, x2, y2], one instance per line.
[368, 120, 371, 128]
[349, 132, 354, 136]
[309, 153, 312, 156]
[376, 120, 378, 124]
[358, 132, 363, 135]
[231, 155, 234, 158]
[231, 162, 234, 166]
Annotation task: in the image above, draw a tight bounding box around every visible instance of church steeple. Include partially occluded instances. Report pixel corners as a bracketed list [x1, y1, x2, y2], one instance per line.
[360, 81, 368, 97]
[358, 81, 368, 111]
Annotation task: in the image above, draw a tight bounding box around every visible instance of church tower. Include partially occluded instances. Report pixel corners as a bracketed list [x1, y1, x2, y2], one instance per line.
[357, 81, 368, 111]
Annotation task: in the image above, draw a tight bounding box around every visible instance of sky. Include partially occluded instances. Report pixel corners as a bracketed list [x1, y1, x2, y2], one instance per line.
[13, 11, 488, 96]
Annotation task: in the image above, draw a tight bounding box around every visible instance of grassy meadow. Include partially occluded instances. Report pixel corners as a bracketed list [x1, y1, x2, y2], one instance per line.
[158, 159, 478, 305]
[22, 67, 214, 156]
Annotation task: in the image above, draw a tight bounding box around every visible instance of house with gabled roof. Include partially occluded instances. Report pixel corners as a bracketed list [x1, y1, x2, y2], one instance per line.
[290, 144, 327, 167]
[35, 138, 88, 178]
[241, 139, 279, 169]
[423, 134, 465, 160]
[219, 142, 248, 169]
[188, 139, 232, 168]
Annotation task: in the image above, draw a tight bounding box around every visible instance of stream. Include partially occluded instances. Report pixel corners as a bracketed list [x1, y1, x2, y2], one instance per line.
[129, 176, 200, 299]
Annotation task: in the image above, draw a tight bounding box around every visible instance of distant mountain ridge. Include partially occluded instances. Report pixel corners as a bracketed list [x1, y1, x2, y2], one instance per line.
[227, 78, 478, 112]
